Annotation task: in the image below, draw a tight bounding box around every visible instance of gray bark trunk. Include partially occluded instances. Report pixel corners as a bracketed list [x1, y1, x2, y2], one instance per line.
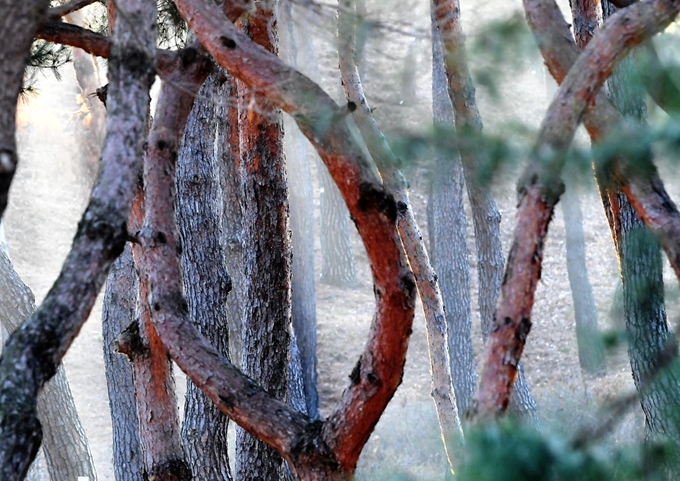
[561, 182, 606, 376]
[217, 71, 246, 370]
[319, 162, 357, 288]
[0, 249, 97, 481]
[176, 71, 233, 480]
[430, 25, 476, 416]
[431, 4, 538, 424]
[235, 8, 292, 479]
[102, 246, 144, 481]
[603, 0, 680, 464]
[280, 0, 319, 420]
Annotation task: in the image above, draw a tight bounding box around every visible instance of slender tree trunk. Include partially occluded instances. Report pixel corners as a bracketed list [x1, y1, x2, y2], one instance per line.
[176, 71, 233, 480]
[430, 17, 475, 417]
[66, 8, 106, 191]
[0, 249, 98, 481]
[280, 0, 319, 420]
[102, 245, 144, 481]
[561, 182, 607, 376]
[431, 0, 538, 423]
[235, 5, 292, 479]
[319, 163, 357, 288]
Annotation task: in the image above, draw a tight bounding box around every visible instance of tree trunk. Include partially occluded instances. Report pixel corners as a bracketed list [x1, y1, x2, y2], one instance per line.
[431, 0, 538, 423]
[0, 249, 98, 481]
[102, 246, 144, 481]
[319, 162, 357, 288]
[235, 5, 292, 480]
[217, 69, 246, 369]
[430, 17, 476, 417]
[601, 0, 680, 462]
[280, 0, 319, 420]
[176, 71, 233, 480]
[561, 182, 606, 376]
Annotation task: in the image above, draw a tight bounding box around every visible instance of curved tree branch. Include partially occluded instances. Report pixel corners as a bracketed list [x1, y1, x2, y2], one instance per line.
[0, 0, 157, 476]
[473, 0, 680, 419]
[170, 0, 416, 473]
[337, 0, 463, 473]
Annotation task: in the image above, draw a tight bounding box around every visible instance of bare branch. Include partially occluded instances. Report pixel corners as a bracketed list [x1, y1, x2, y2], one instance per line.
[0, 0, 157, 476]
[48, 0, 97, 19]
[337, 0, 463, 473]
[174, 0, 415, 472]
[473, 0, 680, 419]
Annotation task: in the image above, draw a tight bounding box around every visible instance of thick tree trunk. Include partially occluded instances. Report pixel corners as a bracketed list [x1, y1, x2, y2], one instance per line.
[102, 246, 144, 481]
[176, 71, 233, 480]
[280, 0, 319, 420]
[601, 0, 680, 462]
[0, 249, 97, 481]
[235, 5, 292, 480]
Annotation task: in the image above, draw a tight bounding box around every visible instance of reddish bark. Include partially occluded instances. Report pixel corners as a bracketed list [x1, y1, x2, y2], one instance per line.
[172, 0, 416, 474]
[338, 0, 462, 472]
[120, 189, 191, 481]
[474, 0, 680, 419]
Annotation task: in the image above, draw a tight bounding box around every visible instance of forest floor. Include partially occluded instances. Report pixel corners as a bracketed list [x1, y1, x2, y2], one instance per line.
[6, 2, 680, 480]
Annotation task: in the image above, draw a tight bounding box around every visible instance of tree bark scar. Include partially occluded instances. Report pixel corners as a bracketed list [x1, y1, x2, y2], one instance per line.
[219, 36, 237, 49]
[357, 182, 397, 223]
[115, 320, 149, 361]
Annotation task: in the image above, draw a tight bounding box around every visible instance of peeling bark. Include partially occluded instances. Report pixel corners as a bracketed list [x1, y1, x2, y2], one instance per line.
[0, 0, 156, 475]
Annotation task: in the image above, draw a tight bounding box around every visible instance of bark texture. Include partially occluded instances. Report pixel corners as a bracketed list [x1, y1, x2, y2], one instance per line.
[602, 0, 680, 460]
[102, 246, 144, 481]
[0, 249, 97, 481]
[429, 14, 475, 418]
[235, 6, 292, 480]
[176, 71, 233, 481]
[0, 0, 155, 475]
[127, 188, 191, 481]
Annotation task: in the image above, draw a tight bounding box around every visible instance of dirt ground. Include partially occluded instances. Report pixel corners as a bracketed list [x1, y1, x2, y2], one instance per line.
[5, 1, 680, 480]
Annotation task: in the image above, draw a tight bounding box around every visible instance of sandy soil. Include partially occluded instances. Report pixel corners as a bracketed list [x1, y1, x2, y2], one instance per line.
[5, 1, 680, 480]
